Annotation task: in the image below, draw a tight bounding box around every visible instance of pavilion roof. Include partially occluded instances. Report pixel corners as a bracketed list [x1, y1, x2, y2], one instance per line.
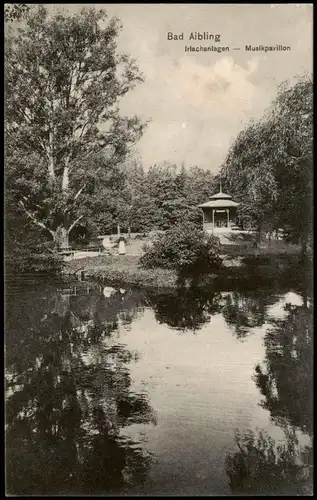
[198, 199, 240, 208]
[209, 191, 233, 200]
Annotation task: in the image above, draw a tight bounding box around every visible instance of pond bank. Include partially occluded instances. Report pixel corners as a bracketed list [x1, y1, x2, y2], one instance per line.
[62, 253, 309, 291]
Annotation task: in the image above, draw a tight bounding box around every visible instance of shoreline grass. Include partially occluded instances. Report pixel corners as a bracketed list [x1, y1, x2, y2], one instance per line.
[61, 250, 308, 290]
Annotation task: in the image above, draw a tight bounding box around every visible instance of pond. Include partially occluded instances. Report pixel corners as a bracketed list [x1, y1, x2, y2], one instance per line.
[5, 278, 313, 495]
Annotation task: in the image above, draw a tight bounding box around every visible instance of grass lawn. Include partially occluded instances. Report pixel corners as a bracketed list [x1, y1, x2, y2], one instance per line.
[64, 254, 178, 289]
[62, 236, 304, 290]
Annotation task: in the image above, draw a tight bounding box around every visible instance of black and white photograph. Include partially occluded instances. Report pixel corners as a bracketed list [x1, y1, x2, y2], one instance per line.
[4, 3, 313, 496]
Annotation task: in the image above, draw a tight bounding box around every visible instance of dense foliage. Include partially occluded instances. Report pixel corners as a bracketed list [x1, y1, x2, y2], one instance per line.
[5, 6, 145, 249]
[221, 74, 313, 253]
[5, 5, 145, 273]
[115, 161, 218, 234]
[139, 223, 222, 275]
[5, 224, 63, 276]
[4, 3, 32, 22]
[4, 5, 217, 276]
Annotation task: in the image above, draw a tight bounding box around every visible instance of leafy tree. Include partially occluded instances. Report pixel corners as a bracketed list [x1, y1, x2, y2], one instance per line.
[117, 162, 217, 234]
[186, 166, 218, 207]
[222, 120, 278, 239]
[267, 76, 313, 257]
[117, 160, 157, 234]
[5, 184, 64, 275]
[221, 75, 313, 253]
[5, 6, 146, 248]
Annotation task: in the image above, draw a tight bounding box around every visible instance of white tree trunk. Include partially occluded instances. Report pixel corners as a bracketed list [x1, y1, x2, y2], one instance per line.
[62, 165, 69, 191]
[54, 226, 69, 248]
[48, 128, 55, 181]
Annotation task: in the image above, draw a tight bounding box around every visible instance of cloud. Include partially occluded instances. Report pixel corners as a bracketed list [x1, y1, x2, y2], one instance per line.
[63, 3, 313, 171]
[121, 53, 269, 169]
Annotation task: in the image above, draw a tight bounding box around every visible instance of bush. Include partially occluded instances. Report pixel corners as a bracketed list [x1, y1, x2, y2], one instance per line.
[139, 223, 222, 275]
[5, 229, 63, 277]
[5, 243, 63, 276]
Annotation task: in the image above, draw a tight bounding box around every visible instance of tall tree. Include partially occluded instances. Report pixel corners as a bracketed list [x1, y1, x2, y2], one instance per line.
[5, 6, 146, 248]
[221, 120, 278, 239]
[267, 75, 313, 257]
[221, 74, 313, 252]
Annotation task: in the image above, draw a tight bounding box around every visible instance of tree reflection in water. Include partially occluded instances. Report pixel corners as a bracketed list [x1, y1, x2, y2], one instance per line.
[225, 300, 313, 495]
[145, 286, 279, 336]
[144, 286, 223, 332]
[5, 285, 155, 496]
[254, 302, 313, 435]
[225, 428, 312, 495]
[221, 290, 278, 339]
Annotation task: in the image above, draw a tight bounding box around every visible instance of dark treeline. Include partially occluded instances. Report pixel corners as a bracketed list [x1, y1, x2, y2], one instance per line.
[97, 161, 218, 236]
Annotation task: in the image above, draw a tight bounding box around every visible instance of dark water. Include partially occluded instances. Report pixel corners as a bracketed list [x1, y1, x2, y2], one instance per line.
[5, 279, 313, 496]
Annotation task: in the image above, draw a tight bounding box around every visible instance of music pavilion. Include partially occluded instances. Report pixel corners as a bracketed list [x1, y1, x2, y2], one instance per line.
[198, 188, 239, 232]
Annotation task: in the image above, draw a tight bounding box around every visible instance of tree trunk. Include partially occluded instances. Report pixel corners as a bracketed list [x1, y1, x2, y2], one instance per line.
[300, 233, 308, 263]
[62, 165, 69, 191]
[48, 128, 55, 182]
[302, 286, 308, 309]
[257, 224, 262, 246]
[54, 226, 69, 248]
[254, 222, 262, 249]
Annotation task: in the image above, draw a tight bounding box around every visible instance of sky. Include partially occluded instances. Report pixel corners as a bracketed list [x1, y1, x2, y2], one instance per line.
[51, 4, 313, 171]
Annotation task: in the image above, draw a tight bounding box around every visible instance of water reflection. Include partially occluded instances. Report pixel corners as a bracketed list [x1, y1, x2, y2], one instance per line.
[5, 282, 313, 496]
[225, 428, 313, 495]
[144, 287, 222, 332]
[221, 290, 278, 339]
[145, 286, 280, 336]
[225, 300, 313, 495]
[254, 302, 313, 435]
[5, 284, 155, 496]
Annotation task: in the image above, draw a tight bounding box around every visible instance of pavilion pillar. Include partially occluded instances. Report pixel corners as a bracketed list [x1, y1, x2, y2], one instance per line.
[227, 209, 229, 228]
[202, 210, 205, 230]
[212, 209, 215, 233]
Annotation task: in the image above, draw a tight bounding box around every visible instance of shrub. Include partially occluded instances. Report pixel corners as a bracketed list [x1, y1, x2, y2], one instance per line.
[139, 223, 222, 275]
[5, 241, 63, 276]
[5, 226, 63, 277]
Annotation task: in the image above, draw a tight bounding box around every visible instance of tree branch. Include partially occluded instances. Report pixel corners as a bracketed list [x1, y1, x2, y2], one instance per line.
[73, 166, 102, 200]
[18, 200, 55, 237]
[74, 184, 86, 200]
[67, 215, 84, 234]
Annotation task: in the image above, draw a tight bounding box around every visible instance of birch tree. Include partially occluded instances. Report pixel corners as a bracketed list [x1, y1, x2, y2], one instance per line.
[5, 6, 146, 247]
